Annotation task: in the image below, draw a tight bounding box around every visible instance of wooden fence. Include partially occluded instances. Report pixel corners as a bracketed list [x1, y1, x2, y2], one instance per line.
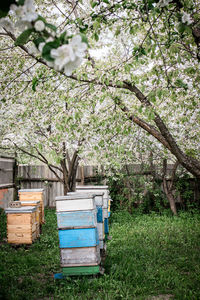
[1, 159, 199, 209]
[18, 165, 104, 207]
[0, 156, 15, 209]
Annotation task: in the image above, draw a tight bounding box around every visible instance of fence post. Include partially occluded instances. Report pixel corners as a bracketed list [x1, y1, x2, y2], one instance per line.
[13, 152, 18, 201]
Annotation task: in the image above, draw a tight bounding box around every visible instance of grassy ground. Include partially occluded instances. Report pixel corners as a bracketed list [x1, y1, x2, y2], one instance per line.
[0, 208, 200, 300]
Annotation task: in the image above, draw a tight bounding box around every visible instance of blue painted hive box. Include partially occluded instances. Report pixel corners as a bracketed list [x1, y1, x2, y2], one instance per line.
[57, 210, 97, 229]
[58, 227, 99, 248]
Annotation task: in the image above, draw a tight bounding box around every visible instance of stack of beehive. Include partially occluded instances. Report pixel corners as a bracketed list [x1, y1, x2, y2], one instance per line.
[5, 206, 38, 244]
[5, 189, 45, 245]
[55, 193, 102, 276]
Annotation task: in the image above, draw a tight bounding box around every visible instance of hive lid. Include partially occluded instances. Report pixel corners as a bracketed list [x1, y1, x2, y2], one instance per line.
[76, 185, 108, 189]
[18, 188, 44, 192]
[55, 194, 95, 201]
[68, 191, 104, 196]
[5, 206, 37, 213]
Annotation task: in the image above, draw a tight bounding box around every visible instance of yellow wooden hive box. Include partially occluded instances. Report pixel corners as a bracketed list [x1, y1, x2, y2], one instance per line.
[5, 206, 38, 244]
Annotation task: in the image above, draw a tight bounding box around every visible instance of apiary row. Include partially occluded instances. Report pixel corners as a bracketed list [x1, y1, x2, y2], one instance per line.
[5, 189, 45, 245]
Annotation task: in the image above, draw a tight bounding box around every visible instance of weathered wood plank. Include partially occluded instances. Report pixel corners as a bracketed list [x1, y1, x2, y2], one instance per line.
[97, 223, 105, 240]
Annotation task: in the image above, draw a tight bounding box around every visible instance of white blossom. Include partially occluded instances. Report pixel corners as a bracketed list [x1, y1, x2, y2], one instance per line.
[182, 12, 193, 25]
[157, 0, 172, 8]
[38, 42, 45, 52]
[70, 35, 87, 58]
[64, 57, 83, 76]
[34, 20, 45, 32]
[51, 44, 75, 71]
[10, 0, 38, 23]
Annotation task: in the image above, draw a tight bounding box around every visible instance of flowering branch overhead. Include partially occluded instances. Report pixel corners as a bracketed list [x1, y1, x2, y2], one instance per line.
[0, 0, 88, 76]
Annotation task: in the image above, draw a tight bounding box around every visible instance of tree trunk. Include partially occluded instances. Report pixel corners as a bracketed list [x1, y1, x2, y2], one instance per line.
[163, 178, 177, 215]
[162, 159, 178, 215]
[13, 152, 18, 201]
[70, 156, 79, 191]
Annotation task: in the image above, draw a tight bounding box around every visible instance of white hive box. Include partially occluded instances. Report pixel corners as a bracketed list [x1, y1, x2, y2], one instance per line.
[55, 194, 96, 212]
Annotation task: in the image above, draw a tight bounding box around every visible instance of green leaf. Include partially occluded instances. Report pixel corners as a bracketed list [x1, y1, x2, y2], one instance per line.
[59, 31, 67, 43]
[38, 143, 43, 151]
[175, 79, 188, 90]
[79, 33, 88, 45]
[32, 77, 39, 92]
[178, 23, 187, 34]
[147, 110, 155, 120]
[94, 32, 99, 41]
[138, 106, 143, 113]
[33, 36, 45, 47]
[37, 15, 46, 22]
[103, 0, 109, 4]
[42, 40, 60, 62]
[45, 23, 57, 32]
[18, 0, 26, 5]
[79, 24, 88, 33]
[15, 29, 34, 46]
[115, 26, 121, 36]
[91, 1, 98, 8]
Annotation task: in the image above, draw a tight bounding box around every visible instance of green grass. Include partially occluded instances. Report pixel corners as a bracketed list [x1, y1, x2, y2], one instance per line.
[0, 208, 200, 300]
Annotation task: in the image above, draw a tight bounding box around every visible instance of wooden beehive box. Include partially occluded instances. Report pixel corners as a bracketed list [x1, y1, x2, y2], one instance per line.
[60, 246, 100, 267]
[57, 210, 97, 229]
[18, 189, 44, 224]
[55, 194, 96, 212]
[58, 227, 99, 249]
[20, 201, 40, 237]
[5, 206, 37, 244]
